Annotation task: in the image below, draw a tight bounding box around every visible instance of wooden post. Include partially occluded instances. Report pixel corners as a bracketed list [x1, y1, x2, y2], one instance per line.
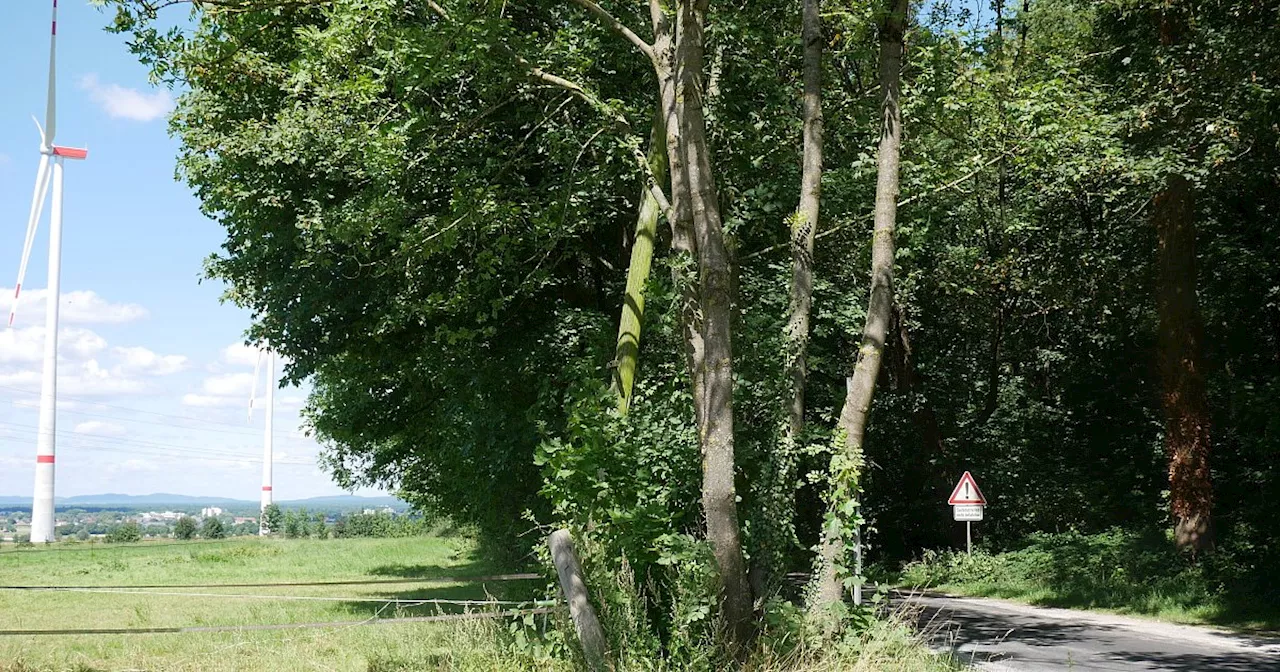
[549, 529, 608, 672]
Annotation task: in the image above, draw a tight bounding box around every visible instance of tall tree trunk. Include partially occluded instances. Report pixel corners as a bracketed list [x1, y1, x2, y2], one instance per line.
[1153, 174, 1213, 552]
[612, 113, 668, 414]
[785, 0, 825, 444]
[651, 0, 753, 643]
[753, 0, 824, 601]
[810, 0, 907, 617]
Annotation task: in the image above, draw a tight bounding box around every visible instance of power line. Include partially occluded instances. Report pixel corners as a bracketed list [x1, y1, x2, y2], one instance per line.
[0, 384, 306, 438]
[0, 420, 269, 458]
[0, 421, 296, 460]
[0, 436, 315, 466]
[5, 404, 303, 440]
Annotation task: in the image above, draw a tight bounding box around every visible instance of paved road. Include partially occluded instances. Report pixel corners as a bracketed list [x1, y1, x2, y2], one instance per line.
[903, 592, 1280, 671]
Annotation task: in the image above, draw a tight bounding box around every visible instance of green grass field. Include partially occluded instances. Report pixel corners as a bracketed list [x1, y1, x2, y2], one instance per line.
[0, 535, 963, 671]
[0, 535, 566, 672]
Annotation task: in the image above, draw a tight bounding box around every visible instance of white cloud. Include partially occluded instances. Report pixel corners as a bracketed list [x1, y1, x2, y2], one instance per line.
[11, 398, 86, 411]
[187, 345, 296, 409]
[222, 343, 264, 367]
[181, 393, 242, 408]
[0, 359, 146, 396]
[112, 346, 189, 376]
[203, 372, 255, 397]
[2, 288, 147, 326]
[79, 74, 173, 122]
[73, 420, 127, 437]
[0, 326, 107, 364]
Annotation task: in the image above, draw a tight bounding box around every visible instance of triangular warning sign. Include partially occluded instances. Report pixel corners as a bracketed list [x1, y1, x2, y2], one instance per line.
[948, 471, 987, 505]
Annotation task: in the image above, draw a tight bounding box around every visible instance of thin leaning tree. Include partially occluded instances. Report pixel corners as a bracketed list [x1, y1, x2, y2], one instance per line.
[810, 0, 910, 620]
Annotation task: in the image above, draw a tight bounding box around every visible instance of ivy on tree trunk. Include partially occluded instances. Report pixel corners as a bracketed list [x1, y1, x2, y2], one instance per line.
[812, 0, 908, 619]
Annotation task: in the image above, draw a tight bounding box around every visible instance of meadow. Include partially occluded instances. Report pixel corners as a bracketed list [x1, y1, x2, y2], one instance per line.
[0, 535, 562, 671]
[0, 534, 963, 671]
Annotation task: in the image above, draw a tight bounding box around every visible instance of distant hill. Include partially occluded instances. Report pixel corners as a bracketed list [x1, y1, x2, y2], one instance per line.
[280, 495, 408, 509]
[0, 494, 409, 510]
[63, 493, 246, 506]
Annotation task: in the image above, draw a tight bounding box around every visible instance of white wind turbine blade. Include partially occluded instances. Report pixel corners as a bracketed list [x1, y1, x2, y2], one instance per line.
[10, 154, 53, 328]
[249, 347, 264, 421]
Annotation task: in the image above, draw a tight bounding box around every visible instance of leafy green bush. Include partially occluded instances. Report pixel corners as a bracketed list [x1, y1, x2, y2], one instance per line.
[262, 504, 284, 534]
[331, 512, 430, 538]
[106, 522, 142, 544]
[174, 516, 197, 540]
[899, 528, 1278, 627]
[201, 517, 226, 539]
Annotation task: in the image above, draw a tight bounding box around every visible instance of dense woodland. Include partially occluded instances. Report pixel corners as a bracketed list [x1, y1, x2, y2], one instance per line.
[110, 0, 1278, 663]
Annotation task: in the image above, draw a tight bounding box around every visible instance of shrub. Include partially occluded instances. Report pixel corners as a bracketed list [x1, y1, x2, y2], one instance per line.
[106, 522, 142, 544]
[202, 517, 226, 539]
[174, 516, 197, 540]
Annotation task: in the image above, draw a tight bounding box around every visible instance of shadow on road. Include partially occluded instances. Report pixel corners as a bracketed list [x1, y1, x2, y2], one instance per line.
[906, 595, 1280, 671]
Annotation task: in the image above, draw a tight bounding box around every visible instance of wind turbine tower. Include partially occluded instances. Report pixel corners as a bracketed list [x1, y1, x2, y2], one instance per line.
[10, 0, 90, 543]
[250, 349, 276, 533]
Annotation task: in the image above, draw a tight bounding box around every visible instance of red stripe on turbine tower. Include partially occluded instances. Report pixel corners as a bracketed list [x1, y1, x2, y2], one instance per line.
[262, 486, 272, 491]
[36, 455, 55, 463]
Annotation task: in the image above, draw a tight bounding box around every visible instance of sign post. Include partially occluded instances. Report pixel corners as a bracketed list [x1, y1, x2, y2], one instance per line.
[948, 471, 986, 555]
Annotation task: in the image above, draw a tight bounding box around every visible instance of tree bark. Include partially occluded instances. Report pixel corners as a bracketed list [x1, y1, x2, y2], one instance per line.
[785, 0, 824, 444]
[1153, 174, 1213, 553]
[651, 0, 753, 643]
[612, 113, 668, 414]
[811, 0, 907, 617]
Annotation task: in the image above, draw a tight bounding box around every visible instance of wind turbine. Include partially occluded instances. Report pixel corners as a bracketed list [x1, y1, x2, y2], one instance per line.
[249, 347, 276, 534]
[10, 0, 89, 544]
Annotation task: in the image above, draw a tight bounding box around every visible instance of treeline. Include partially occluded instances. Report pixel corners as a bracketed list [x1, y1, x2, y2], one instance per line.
[261, 505, 435, 540]
[108, 0, 1278, 663]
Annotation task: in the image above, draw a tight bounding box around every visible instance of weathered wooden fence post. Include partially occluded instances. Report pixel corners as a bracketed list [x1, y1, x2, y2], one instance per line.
[548, 529, 608, 671]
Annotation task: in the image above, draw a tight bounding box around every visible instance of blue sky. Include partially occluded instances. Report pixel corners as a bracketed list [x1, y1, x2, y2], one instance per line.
[0, 1, 378, 500]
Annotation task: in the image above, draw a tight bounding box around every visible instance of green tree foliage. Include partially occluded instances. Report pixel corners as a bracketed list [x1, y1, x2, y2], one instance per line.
[331, 512, 431, 538]
[108, 0, 1280, 654]
[283, 510, 303, 539]
[106, 522, 142, 544]
[174, 516, 198, 540]
[262, 504, 284, 535]
[202, 517, 227, 540]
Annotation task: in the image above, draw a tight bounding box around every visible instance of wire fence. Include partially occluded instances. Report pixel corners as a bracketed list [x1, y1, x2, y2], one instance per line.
[0, 572, 541, 589]
[0, 607, 560, 637]
[0, 571, 558, 637]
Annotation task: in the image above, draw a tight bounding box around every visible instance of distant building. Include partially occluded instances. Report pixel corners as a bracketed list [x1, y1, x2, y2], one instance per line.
[233, 517, 257, 525]
[200, 507, 224, 518]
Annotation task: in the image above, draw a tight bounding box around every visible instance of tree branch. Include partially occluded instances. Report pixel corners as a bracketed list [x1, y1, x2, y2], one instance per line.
[425, 0, 672, 222]
[567, 0, 656, 64]
[742, 151, 1013, 260]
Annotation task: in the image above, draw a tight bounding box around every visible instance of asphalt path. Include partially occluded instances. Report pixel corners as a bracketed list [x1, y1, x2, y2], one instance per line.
[901, 592, 1280, 671]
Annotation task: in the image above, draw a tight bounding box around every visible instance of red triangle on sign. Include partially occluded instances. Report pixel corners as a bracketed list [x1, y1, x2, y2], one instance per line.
[948, 471, 987, 505]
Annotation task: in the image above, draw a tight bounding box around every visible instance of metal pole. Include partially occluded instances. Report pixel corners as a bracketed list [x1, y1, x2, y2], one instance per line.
[30, 157, 63, 544]
[259, 352, 274, 533]
[853, 523, 863, 606]
[966, 520, 972, 555]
